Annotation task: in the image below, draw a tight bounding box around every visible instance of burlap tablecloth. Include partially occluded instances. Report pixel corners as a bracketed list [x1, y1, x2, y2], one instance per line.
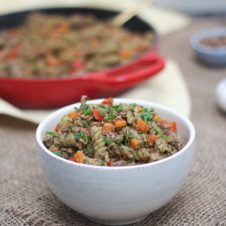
[0, 17, 226, 226]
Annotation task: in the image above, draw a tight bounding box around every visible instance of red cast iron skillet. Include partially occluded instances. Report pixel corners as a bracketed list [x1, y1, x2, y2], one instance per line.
[0, 7, 165, 109]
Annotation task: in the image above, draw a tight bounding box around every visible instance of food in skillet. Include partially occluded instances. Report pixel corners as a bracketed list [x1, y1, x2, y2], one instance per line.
[43, 96, 183, 166]
[0, 13, 153, 79]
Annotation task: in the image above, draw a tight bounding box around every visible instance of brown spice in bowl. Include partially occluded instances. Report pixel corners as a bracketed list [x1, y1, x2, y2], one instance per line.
[200, 36, 226, 48]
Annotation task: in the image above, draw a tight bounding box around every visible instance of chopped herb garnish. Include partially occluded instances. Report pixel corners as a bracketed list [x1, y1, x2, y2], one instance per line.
[125, 131, 133, 145]
[82, 104, 92, 115]
[116, 138, 123, 145]
[151, 126, 168, 140]
[74, 131, 85, 140]
[102, 136, 112, 145]
[86, 143, 93, 154]
[127, 159, 135, 164]
[64, 134, 68, 138]
[100, 160, 106, 166]
[126, 131, 133, 140]
[46, 131, 56, 137]
[141, 108, 153, 122]
[113, 104, 123, 112]
[104, 112, 115, 121]
[129, 103, 137, 107]
[53, 151, 63, 157]
[82, 121, 88, 128]
[99, 108, 107, 116]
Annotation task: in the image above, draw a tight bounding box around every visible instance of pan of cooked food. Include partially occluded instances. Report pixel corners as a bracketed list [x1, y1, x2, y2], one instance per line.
[0, 7, 165, 108]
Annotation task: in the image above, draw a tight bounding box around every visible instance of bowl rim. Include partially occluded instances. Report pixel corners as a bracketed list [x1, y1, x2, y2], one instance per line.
[36, 98, 195, 170]
[191, 26, 226, 54]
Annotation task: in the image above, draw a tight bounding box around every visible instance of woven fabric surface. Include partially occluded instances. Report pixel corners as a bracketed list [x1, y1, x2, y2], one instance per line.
[0, 17, 226, 226]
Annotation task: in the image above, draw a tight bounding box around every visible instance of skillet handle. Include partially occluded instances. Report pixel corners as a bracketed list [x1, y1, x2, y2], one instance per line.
[84, 52, 165, 90]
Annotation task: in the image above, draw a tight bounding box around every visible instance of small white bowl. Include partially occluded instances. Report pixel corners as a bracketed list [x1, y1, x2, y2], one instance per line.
[216, 78, 226, 112]
[36, 99, 195, 225]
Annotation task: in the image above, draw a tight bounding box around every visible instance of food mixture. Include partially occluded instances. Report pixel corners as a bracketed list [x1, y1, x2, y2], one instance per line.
[43, 96, 183, 166]
[200, 36, 226, 48]
[0, 13, 153, 79]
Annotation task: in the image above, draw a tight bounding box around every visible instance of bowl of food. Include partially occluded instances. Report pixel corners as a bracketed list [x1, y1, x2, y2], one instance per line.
[191, 27, 226, 66]
[0, 7, 164, 109]
[36, 97, 195, 225]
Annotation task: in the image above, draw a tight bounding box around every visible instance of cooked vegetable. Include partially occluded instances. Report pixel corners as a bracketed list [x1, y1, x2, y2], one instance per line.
[43, 96, 183, 166]
[114, 120, 127, 128]
[73, 151, 84, 163]
[0, 13, 153, 79]
[93, 109, 104, 121]
[102, 123, 115, 133]
[137, 119, 149, 133]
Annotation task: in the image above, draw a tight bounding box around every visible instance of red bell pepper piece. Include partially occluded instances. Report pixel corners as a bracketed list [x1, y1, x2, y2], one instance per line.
[93, 109, 104, 121]
[102, 98, 113, 104]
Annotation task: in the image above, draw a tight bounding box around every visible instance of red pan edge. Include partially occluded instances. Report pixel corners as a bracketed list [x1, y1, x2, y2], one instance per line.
[0, 8, 165, 109]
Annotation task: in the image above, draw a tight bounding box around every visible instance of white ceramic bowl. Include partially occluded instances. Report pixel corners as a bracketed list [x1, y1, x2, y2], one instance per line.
[36, 99, 195, 225]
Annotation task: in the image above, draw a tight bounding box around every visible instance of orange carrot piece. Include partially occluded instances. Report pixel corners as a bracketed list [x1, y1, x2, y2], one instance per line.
[114, 120, 127, 128]
[46, 55, 62, 66]
[68, 111, 80, 120]
[120, 50, 132, 60]
[130, 138, 140, 149]
[73, 151, 84, 163]
[153, 114, 161, 122]
[102, 97, 113, 104]
[160, 119, 170, 127]
[102, 123, 115, 133]
[148, 134, 158, 145]
[170, 121, 177, 132]
[137, 119, 149, 133]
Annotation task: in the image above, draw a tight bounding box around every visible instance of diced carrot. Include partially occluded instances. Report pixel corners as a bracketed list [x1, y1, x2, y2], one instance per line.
[160, 119, 170, 127]
[148, 134, 158, 145]
[153, 114, 161, 122]
[102, 123, 115, 133]
[170, 121, 177, 132]
[130, 138, 140, 149]
[120, 50, 132, 60]
[114, 119, 127, 128]
[50, 22, 70, 38]
[73, 151, 84, 163]
[57, 22, 70, 33]
[136, 44, 146, 52]
[6, 43, 21, 59]
[93, 109, 104, 121]
[137, 119, 149, 133]
[102, 98, 113, 104]
[68, 111, 80, 120]
[46, 55, 62, 66]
